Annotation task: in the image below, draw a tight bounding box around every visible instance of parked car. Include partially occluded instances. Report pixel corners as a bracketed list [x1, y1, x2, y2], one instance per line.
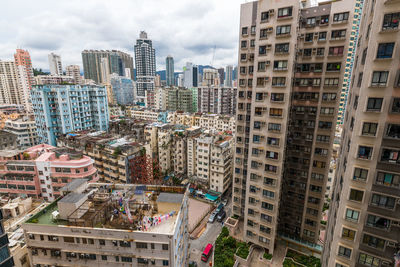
[208, 211, 218, 223]
[216, 203, 224, 213]
[221, 198, 228, 206]
[217, 210, 226, 222]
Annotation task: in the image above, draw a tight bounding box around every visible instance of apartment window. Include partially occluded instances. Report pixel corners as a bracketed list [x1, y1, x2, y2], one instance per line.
[272, 77, 286, 86]
[276, 25, 291, 35]
[320, 107, 334, 115]
[358, 253, 381, 267]
[362, 234, 386, 250]
[362, 122, 377, 136]
[275, 43, 289, 53]
[271, 93, 284, 101]
[120, 240, 131, 247]
[377, 43, 394, 59]
[259, 46, 267, 55]
[311, 173, 324, 180]
[306, 208, 318, 216]
[308, 197, 320, 204]
[261, 12, 269, 21]
[357, 146, 373, 160]
[240, 67, 246, 74]
[240, 54, 247, 61]
[381, 148, 400, 163]
[318, 31, 327, 41]
[366, 214, 391, 230]
[309, 184, 322, 192]
[361, 48, 368, 65]
[268, 123, 281, 132]
[242, 27, 248, 35]
[251, 25, 256, 35]
[64, 236, 74, 243]
[376, 171, 400, 187]
[331, 29, 346, 39]
[313, 160, 325, 168]
[260, 29, 268, 38]
[367, 98, 383, 112]
[261, 213, 272, 223]
[392, 98, 400, 112]
[371, 71, 389, 86]
[162, 244, 169, 250]
[278, 7, 292, 18]
[318, 121, 332, 129]
[266, 151, 278, 160]
[262, 190, 275, 199]
[305, 33, 313, 42]
[317, 47, 325, 56]
[338, 246, 352, 258]
[241, 40, 247, 48]
[306, 17, 316, 26]
[353, 167, 368, 181]
[326, 62, 341, 71]
[371, 193, 395, 209]
[329, 46, 344, 56]
[349, 189, 364, 202]
[269, 108, 283, 117]
[342, 228, 356, 241]
[273, 60, 288, 70]
[250, 39, 255, 47]
[248, 79, 253, 87]
[303, 229, 315, 238]
[303, 48, 312, 56]
[322, 93, 336, 101]
[382, 12, 400, 30]
[345, 208, 359, 222]
[357, 72, 363, 87]
[261, 202, 273, 211]
[333, 12, 349, 22]
[265, 164, 277, 173]
[257, 77, 265, 86]
[258, 61, 266, 71]
[260, 224, 271, 234]
[136, 242, 148, 249]
[267, 137, 279, 146]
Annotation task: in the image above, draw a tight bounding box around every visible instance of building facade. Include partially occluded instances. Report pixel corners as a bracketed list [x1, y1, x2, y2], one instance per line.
[167, 88, 193, 113]
[225, 65, 233, 87]
[134, 31, 156, 107]
[0, 209, 13, 267]
[0, 61, 20, 106]
[81, 50, 134, 84]
[14, 49, 34, 112]
[323, 1, 400, 266]
[4, 116, 38, 149]
[34, 75, 74, 85]
[110, 74, 135, 106]
[0, 144, 98, 201]
[48, 53, 63, 76]
[22, 182, 189, 267]
[31, 85, 109, 146]
[233, 0, 356, 254]
[65, 65, 82, 84]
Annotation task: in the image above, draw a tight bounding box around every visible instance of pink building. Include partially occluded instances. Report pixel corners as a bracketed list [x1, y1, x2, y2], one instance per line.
[0, 144, 98, 201]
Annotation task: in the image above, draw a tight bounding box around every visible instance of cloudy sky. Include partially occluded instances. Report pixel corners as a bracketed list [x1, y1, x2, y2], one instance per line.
[1, 0, 245, 72]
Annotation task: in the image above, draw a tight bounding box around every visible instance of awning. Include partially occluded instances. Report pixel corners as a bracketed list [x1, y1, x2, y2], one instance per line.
[205, 193, 219, 202]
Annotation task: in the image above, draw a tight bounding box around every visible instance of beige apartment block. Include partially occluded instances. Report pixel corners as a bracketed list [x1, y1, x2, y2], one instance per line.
[323, 0, 400, 266]
[210, 135, 233, 194]
[233, 0, 357, 254]
[22, 181, 189, 267]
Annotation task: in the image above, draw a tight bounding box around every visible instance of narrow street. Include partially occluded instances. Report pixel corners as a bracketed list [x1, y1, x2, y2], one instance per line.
[189, 197, 232, 266]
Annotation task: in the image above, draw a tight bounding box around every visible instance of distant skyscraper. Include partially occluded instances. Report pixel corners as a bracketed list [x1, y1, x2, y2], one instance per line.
[110, 74, 135, 106]
[66, 65, 81, 84]
[193, 65, 199, 87]
[31, 85, 109, 146]
[177, 74, 184, 87]
[134, 31, 156, 107]
[225, 65, 233, 87]
[14, 49, 34, 112]
[183, 62, 196, 88]
[217, 68, 225, 86]
[48, 53, 63, 75]
[81, 50, 134, 84]
[166, 55, 174, 86]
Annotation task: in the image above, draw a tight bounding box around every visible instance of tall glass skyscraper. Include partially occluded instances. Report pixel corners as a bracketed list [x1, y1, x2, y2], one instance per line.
[166, 55, 174, 86]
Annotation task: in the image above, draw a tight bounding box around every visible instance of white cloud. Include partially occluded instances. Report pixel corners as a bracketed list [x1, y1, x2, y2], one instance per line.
[1, 0, 244, 71]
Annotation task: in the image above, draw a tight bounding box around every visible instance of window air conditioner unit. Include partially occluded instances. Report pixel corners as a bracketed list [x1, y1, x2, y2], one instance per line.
[266, 61, 271, 66]
[269, 9, 275, 15]
[266, 44, 272, 49]
[267, 27, 273, 33]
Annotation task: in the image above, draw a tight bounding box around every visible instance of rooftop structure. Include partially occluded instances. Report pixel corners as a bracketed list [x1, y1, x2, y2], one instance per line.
[23, 182, 189, 266]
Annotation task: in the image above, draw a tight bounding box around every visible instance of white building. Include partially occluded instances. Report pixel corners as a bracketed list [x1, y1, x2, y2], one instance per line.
[22, 181, 189, 267]
[48, 53, 63, 75]
[34, 75, 74, 85]
[4, 116, 38, 149]
[225, 65, 233, 87]
[65, 65, 82, 84]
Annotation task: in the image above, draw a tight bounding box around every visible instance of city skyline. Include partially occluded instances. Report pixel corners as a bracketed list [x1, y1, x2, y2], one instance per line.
[1, 0, 244, 71]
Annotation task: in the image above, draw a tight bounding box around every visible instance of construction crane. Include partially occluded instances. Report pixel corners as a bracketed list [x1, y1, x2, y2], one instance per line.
[210, 45, 216, 67]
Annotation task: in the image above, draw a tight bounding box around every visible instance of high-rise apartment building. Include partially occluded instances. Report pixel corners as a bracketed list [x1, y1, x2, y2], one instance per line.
[65, 65, 82, 84]
[0, 61, 20, 105]
[193, 65, 199, 87]
[218, 67, 225, 86]
[197, 86, 236, 115]
[0, 209, 13, 267]
[166, 55, 174, 86]
[110, 73, 135, 106]
[134, 31, 156, 107]
[4, 116, 38, 149]
[323, 1, 400, 266]
[225, 65, 233, 87]
[14, 49, 34, 112]
[81, 50, 134, 84]
[167, 88, 193, 113]
[233, 0, 356, 254]
[48, 53, 63, 75]
[31, 85, 109, 146]
[183, 62, 194, 88]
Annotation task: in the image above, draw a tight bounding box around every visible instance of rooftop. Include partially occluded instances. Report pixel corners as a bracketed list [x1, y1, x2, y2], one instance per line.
[25, 183, 187, 234]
